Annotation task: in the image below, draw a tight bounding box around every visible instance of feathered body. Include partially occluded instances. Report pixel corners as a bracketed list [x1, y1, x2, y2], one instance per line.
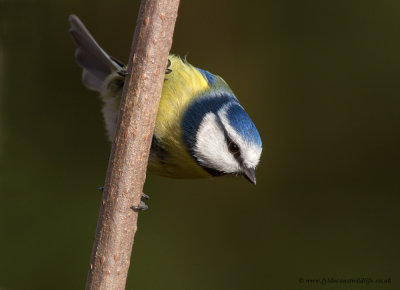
[102, 56, 213, 178]
[69, 15, 262, 183]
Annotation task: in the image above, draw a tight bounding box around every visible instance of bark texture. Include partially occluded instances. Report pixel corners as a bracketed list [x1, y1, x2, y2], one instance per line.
[86, 1, 180, 289]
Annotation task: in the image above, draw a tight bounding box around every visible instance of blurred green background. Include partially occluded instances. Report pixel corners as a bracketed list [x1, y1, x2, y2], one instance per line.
[1, 0, 399, 289]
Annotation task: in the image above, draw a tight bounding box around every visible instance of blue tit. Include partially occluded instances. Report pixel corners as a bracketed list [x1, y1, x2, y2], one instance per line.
[69, 15, 262, 184]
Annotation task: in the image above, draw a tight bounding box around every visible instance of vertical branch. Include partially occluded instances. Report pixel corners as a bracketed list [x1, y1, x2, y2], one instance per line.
[85, 0, 180, 289]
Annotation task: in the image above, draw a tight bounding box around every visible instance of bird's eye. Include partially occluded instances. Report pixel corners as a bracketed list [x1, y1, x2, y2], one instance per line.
[228, 141, 240, 155]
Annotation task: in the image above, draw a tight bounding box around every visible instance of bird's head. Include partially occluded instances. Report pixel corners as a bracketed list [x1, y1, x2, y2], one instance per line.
[182, 90, 262, 184]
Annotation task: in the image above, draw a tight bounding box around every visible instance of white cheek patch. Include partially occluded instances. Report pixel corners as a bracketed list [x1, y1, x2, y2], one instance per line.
[240, 144, 262, 169]
[194, 113, 240, 173]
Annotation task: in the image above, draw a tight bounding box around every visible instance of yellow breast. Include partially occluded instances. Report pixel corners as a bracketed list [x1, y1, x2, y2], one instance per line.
[148, 56, 212, 178]
[100, 56, 212, 178]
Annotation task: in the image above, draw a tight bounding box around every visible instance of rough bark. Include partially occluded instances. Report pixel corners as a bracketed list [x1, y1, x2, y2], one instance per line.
[85, 0, 180, 289]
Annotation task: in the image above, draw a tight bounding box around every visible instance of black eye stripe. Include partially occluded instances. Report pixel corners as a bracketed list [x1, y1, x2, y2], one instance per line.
[214, 115, 241, 157]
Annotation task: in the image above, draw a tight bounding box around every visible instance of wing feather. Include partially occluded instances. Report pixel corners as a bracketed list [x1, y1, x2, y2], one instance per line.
[69, 14, 123, 91]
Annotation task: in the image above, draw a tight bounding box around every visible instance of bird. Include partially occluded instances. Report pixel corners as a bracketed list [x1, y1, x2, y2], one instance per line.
[69, 15, 262, 208]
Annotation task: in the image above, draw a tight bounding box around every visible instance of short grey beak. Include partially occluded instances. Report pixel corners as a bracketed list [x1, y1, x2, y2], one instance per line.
[242, 167, 256, 185]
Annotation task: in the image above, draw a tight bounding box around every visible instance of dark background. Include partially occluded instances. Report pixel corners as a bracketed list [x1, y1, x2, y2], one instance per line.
[1, 0, 399, 289]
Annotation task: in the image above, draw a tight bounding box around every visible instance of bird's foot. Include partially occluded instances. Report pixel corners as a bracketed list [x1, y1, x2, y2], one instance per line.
[141, 193, 150, 200]
[117, 69, 128, 77]
[165, 59, 172, 74]
[131, 201, 148, 211]
[164, 59, 172, 80]
[131, 192, 150, 211]
[98, 186, 149, 211]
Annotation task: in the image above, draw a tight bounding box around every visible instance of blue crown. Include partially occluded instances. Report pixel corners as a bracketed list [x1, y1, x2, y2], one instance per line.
[225, 103, 262, 147]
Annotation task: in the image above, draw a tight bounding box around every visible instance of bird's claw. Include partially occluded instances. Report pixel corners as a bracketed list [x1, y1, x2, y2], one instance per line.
[165, 59, 172, 74]
[132, 192, 150, 211]
[131, 200, 149, 211]
[117, 69, 128, 77]
[141, 193, 150, 200]
[164, 59, 172, 80]
[98, 186, 150, 211]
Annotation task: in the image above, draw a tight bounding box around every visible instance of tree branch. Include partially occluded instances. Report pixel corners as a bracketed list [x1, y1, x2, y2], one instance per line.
[85, 1, 180, 289]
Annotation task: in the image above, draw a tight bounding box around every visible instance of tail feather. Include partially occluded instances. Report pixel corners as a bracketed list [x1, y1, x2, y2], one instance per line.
[69, 14, 122, 91]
